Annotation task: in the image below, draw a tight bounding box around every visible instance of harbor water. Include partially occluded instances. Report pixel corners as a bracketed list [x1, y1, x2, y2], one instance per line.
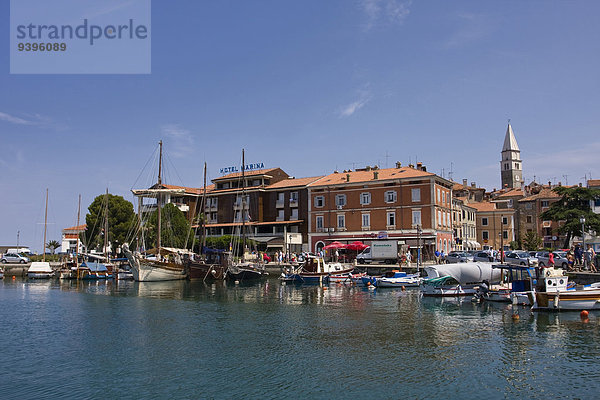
[1, 278, 599, 399]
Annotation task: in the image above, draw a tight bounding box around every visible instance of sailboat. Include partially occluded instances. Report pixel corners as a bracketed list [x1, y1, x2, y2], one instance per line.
[225, 149, 268, 282]
[77, 189, 114, 280]
[122, 141, 187, 282]
[186, 162, 226, 282]
[28, 189, 54, 279]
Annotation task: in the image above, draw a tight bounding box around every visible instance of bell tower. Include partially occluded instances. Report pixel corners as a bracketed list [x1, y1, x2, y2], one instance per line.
[500, 122, 522, 189]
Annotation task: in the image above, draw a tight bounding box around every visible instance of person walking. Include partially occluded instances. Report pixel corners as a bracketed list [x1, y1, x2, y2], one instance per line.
[434, 249, 440, 264]
[548, 251, 555, 268]
[405, 250, 412, 268]
[585, 245, 596, 272]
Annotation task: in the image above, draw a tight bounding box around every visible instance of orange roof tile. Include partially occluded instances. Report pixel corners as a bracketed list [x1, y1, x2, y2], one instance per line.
[518, 187, 560, 202]
[267, 176, 325, 189]
[495, 188, 524, 198]
[63, 224, 87, 231]
[309, 167, 434, 187]
[588, 179, 600, 188]
[469, 202, 497, 212]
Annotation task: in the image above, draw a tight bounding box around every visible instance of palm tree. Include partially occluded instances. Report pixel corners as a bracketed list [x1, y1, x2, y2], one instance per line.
[46, 240, 61, 254]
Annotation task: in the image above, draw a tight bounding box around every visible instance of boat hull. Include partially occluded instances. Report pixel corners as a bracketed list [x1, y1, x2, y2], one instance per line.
[27, 272, 54, 279]
[420, 283, 478, 297]
[187, 262, 225, 281]
[531, 290, 600, 310]
[131, 261, 186, 282]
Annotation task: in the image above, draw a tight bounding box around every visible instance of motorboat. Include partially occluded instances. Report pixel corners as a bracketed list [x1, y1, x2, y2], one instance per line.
[281, 256, 354, 284]
[529, 271, 600, 311]
[75, 261, 113, 280]
[27, 262, 54, 279]
[420, 262, 501, 297]
[361, 270, 421, 288]
[420, 276, 479, 297]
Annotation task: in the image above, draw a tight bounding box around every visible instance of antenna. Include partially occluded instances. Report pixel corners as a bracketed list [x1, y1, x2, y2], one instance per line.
[563, 175, 568, 186]
[384, 151, 390, 168]
[448, 162, 454, 181]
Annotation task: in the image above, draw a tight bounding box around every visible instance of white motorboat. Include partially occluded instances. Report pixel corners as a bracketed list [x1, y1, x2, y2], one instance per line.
[420, 276, 479, 297]
[28, 262, 54, 279]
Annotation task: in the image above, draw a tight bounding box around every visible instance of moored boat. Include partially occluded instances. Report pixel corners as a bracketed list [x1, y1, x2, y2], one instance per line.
[529, 273, 599, 311]
[361, 270, 421, 288]
[27, 262, 54, 279]
[281, 256, 354, 284]
[420, 276, 479, 297]
[123, 244, 187, 282]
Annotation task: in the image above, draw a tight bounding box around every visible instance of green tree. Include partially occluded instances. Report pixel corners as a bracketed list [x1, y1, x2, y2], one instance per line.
[146, 203, 194, 249]
[84, 194, 136, 253]
[540, 186, 600, 248]
[522, 231, 542, 251]
[46, 240, 61, 254]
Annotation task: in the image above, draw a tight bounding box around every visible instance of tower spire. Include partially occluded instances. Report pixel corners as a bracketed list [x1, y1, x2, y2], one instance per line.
[500, 121, 522, 189]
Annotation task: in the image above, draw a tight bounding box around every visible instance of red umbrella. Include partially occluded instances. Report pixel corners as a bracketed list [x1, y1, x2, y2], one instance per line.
[346, 241, 368, 251]
[323, 241, 345, 250]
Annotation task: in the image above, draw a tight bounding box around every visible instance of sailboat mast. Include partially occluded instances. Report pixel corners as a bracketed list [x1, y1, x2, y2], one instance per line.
[241, 149, 246, 262]
[43, 188, 48, 262]
[157, 140, 162, 252]
[201, 161, 207, 252]
[104, 188, 109, 263]
[76, 194, 81, 267]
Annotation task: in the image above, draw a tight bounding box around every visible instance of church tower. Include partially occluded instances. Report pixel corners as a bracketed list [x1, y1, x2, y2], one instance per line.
[500, 122, 522, 189]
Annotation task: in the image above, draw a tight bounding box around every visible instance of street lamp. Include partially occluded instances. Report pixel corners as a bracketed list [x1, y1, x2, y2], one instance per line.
[417, 224, 422, 273]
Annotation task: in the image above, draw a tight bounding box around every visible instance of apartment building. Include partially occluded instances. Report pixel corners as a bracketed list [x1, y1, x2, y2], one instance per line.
[470, 202, 515, 251]
[307, 163, 454, 259]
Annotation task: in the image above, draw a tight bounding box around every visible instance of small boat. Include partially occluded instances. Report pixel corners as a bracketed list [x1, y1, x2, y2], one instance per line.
[361, 270, 421, 288]
[76, 261, 113, 280]
[28, 262, 54, 279]
[225, 261, 267, 281]
[123, 244, 187, 282]
[281, 256, 354, 284]
[330, 271, 365, 284]
[420, 276, 479, 297]
[529, 272, 600, 311]
[475, 264, 542, 304]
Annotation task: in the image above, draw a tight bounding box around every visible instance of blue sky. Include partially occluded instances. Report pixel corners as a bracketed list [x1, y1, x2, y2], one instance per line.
[1, 0, 599, 251]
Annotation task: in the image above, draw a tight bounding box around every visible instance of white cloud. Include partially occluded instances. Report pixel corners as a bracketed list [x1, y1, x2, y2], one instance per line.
[0, 112, 35, 125]
[444, 13, 492, 48]
[339, 98, 370, 117]
[360, 0, 411, 31]
[161, 124, 194, 158]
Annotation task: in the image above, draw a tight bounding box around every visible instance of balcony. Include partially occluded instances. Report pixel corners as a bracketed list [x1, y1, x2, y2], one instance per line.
[289, 199, 298, 207]
[204, 205, 218, 212]
[386, 225, 396, 230]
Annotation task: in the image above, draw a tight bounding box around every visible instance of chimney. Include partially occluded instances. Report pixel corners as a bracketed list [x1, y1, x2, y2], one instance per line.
[366, 165, 372, 171]
[408, 163, 415, 169]
[396, 161, 402, 168]
[463, 179, 468, 186]
[422, 166, 427, 172]
[548, 181, 552, 187]
[558, 182, 562, 186]
[373, 171, 379, 180]
[346, 174, 350, 182]
[416, 162, 423, 170]
[471, 182, 476, 188]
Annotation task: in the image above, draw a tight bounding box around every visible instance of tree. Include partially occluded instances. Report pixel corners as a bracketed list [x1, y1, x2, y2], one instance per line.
[540, 186, 600, 248]
[146, 203, 194, 249]
[46, 240, 61, 254]
[522, 231, 542, 251]
[84, 194, 136, 253]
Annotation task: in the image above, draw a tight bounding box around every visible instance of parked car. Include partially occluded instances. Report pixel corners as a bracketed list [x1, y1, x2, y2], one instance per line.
[504, 251, 538, 267]
[445, 251, 472, 263]
[473, 251, 494, 262]
[537, 251, 569, 268]
[1, 253, 30, 264]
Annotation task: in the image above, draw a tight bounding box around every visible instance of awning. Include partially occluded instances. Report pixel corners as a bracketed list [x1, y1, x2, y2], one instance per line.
[251, 236, 277, 243]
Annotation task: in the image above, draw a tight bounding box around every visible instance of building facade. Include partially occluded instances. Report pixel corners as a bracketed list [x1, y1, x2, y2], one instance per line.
[470, 202, 515, 251]
[307, 163, 454, 259]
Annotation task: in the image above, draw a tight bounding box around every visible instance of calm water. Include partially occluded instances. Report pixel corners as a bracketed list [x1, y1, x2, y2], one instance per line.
[1, 278, 599, 400]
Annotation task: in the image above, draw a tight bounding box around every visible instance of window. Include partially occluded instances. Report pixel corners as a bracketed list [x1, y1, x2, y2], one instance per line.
[412, 210, 422, 226]
[482, 217, 488, 226]
[595, 198, 600, 207]
[502, 217, 508, 225]
[526, 216, 532, 224]
[503, 230, 508, 239]
[337, 214, 345, 229]
[443, 213, 446, 227]
[316, 215, 324, 229]
[504, 163, 509, 170]
[277, 192, 284, 202]
[290, 208, 298, 220]
[360, 192, 371, 205]
[541, 200, 549, 207]
[290, 192, 298, 202]
[515, 163, 520, 170]
[442, 192, 446, 204]
[525, 203, 532, 210]
[335, 194, 346, 207]
[277, 209, 284, 220]
[362, 213, 370, 228]
[387, 212, 395, 226]
[412, 188, 421, 202]
[482, 231, 489, 240]
[385, 191, 397, 203]
[315, 196, 324, 208]
[437, 188, 441, 202]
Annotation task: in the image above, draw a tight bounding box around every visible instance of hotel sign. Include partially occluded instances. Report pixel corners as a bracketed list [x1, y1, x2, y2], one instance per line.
[220, 162, 265, 174]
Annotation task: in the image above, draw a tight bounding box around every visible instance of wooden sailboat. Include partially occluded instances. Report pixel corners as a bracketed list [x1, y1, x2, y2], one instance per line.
[122, 141, 187, 281]
[186, 162, 226, 281]
[225, 149, 267, 281]
[28, 189, 54, 279]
